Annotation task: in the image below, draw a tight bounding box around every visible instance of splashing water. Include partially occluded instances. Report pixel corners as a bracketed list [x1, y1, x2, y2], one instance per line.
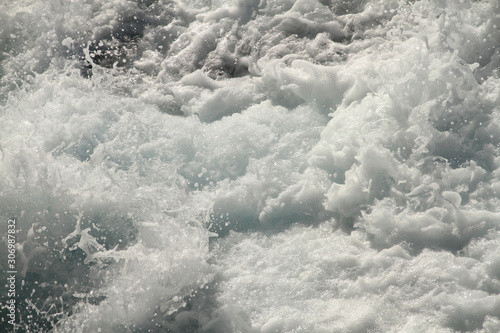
[1, 0, 500, 331]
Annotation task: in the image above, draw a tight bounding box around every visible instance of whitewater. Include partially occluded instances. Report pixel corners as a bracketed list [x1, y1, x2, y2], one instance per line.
[1, 0, 500, 331]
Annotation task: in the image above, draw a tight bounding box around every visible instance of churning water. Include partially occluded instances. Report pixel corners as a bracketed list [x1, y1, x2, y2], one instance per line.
[1, 0, 500, 331]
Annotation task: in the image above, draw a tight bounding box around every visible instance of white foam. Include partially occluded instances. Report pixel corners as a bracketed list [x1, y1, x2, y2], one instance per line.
[1, 0, 500, 331]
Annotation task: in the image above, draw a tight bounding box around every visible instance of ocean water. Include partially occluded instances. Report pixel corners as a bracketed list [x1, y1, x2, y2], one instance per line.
[0, 0, 500, 331]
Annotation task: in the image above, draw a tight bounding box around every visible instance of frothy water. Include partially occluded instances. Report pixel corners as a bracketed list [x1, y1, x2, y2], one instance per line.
[1, 0, 500, 331]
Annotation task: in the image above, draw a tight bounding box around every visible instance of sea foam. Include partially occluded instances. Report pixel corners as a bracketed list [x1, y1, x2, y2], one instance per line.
[1, 0, 500, 332]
